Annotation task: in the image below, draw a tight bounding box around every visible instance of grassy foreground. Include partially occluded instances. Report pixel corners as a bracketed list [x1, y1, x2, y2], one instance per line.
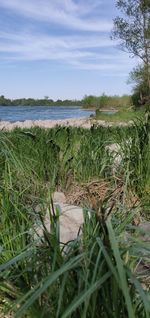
[0, 117, 150, 317]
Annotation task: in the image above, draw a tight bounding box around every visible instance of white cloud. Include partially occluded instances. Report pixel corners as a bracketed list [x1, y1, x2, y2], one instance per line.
[0, 31, 117, 50]
[0, 30, 136, 73]
[0, 0, 137, 74]
[0, 0, 112, 32]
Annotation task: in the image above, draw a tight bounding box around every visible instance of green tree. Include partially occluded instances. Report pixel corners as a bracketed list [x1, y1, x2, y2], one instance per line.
[112, 0, 150, 104]
[129, 64, 150, 106]
[82, 95, 101, 108]
[0, 95, 11, 106]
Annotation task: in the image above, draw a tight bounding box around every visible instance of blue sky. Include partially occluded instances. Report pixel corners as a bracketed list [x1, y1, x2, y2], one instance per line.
[0, 0, 137, 100]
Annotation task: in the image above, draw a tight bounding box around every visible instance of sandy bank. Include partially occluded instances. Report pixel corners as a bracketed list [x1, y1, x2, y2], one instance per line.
[0, 117, 131, 131]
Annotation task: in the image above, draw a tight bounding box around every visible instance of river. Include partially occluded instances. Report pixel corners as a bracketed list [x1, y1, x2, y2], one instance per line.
[0, 105, 94, 122]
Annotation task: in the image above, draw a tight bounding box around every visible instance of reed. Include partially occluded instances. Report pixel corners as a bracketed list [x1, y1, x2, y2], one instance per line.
[0, 119, 149, 317]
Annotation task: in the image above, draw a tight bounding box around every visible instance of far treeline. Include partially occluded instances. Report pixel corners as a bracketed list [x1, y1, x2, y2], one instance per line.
[0, 94, 132, 109]
[0, 95, 82, 107]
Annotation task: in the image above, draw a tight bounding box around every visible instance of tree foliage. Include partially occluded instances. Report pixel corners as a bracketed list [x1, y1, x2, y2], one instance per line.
[112, 0, 150, 106]
[129, 65, 150, 106]
[112, 0, 150, 62]
[0, 96, 82, 107]
[82, 94, 131, 109]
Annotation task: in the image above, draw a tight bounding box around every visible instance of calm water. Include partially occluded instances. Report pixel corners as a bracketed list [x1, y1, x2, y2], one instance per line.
[0, 106, 94, 122]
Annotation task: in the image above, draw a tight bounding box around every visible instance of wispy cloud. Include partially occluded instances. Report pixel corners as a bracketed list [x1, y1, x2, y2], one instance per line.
[0, 0, 112, 32]
[0, 0, 136, 75]
[0, 30, 135, 73]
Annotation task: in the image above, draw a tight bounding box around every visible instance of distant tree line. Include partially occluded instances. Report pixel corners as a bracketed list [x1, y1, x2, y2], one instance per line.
[0, 95, 82, 107]
[0, 94, 132, 109]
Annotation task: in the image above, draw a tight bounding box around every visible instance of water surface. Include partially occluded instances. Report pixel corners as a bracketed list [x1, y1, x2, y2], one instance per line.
[0, 105, 94, 122]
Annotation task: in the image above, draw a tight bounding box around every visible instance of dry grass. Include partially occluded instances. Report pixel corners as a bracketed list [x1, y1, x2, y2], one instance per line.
[65, 179, 110, 207]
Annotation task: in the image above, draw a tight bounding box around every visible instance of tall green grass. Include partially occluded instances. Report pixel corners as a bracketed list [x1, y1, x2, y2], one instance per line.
[0, 197, 149, 317]
[1, 126, 113, 187]
[0, 120, 150, 317]
[114, 114, 150, 206]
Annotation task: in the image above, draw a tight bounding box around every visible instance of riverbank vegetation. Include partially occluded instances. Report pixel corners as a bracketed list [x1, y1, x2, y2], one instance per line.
[0, 117, 150, 317]
[95, 107, 145, 122]
[82, 94, 132, 109]
[0, 91, 147, 113]
[0, 94, 132, 109]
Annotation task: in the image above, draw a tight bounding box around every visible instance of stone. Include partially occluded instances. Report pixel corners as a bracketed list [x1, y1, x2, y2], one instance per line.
[52, 191, 66, 204]
[106, 143, 122, 167]
[34, 202, 84, 245]
[138, 222, 150, 242]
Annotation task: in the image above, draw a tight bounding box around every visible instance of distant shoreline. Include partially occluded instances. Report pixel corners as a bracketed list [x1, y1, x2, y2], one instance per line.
[0, 104, 86, 107]
[0, 117, 131, 131]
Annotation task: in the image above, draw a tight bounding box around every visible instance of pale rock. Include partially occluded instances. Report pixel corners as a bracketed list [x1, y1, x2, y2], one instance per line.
[52, 191, 66, 204]
[138, 222, 150, 242]
[34, 203, 84, 245]
[106, 143, 122, 167]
